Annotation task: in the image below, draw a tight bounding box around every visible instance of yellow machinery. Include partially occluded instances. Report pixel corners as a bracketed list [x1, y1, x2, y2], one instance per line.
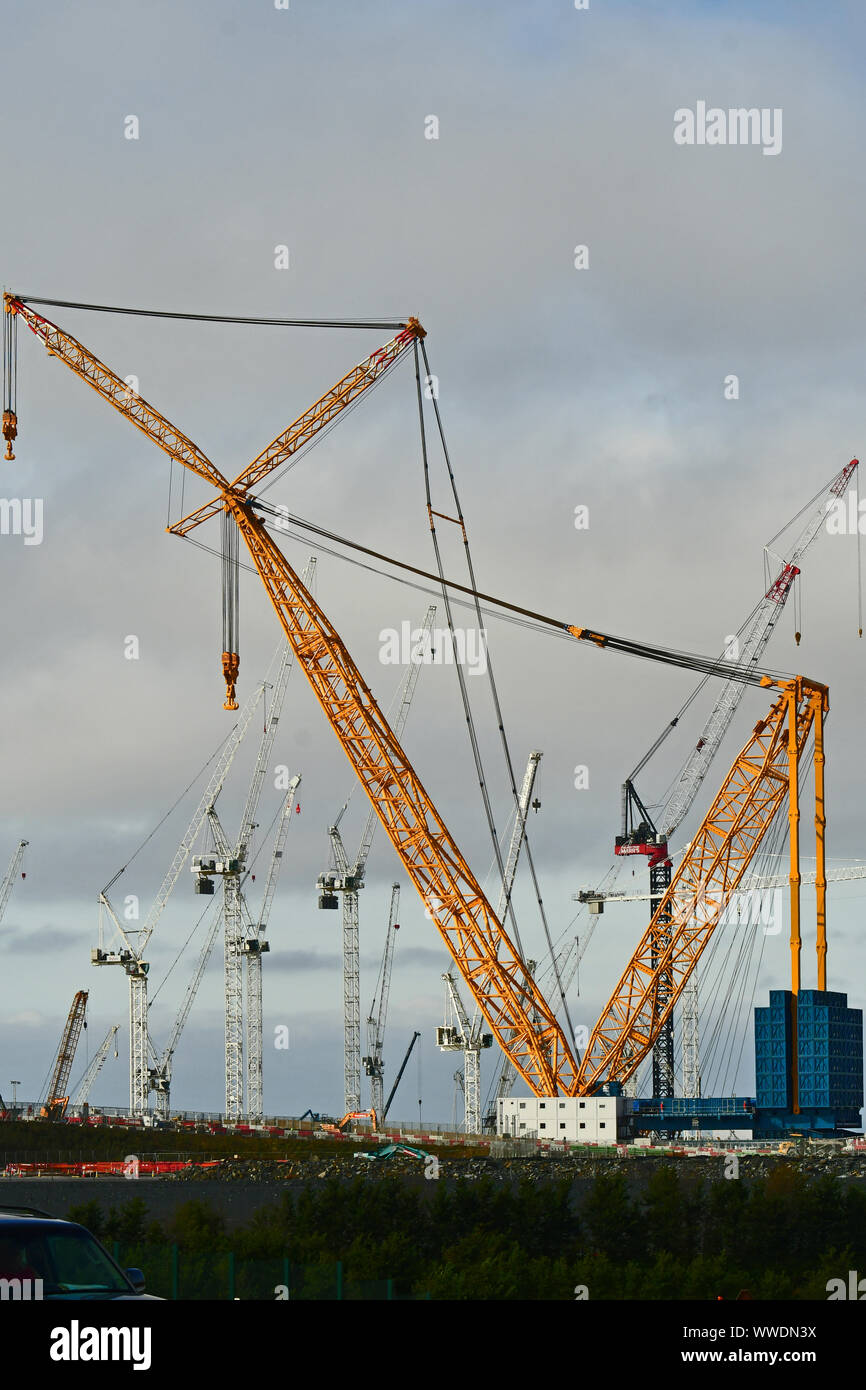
[41, 990, 88, 1118]
[3, 294, 831, 1100]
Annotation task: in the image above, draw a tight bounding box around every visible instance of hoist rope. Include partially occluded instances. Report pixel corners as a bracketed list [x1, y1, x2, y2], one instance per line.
[419, 339, 577, 1053]
[412, 343, 529, 969]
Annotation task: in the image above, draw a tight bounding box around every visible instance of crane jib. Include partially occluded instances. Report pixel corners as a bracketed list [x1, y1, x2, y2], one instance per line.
[5, 291, 835, 1099]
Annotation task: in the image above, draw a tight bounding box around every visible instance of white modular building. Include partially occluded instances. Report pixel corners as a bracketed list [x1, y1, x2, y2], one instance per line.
[497, 1094, 632, 1143]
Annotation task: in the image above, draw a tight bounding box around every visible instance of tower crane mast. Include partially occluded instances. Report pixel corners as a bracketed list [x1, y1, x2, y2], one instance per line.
[318, 605, 436, 1113]
[70, 1025, 119, 1111]
[245, 772, 302, 1123]
[448, 751, 541, 1131]
[96, 681, 265, 1115]
[363, 883, 400, 1118]
[150, 902, 222, 1116]
[219, 567, 312, 1123]
[7, 292, 833, 1102]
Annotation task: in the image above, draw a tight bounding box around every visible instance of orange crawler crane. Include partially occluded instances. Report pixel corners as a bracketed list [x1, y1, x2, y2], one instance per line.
[3, 293, 830, 1098]
[41, 990, 88, 1118]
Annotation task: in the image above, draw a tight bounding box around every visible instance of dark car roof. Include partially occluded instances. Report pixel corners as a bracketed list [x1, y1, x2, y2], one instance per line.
[0, 1209, 77, 1230]
[0, 1207, 62, 1219]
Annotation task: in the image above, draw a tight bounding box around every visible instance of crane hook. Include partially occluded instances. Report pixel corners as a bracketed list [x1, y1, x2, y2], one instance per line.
[222, 650, 240, 710]
[2, 410, 15, 461]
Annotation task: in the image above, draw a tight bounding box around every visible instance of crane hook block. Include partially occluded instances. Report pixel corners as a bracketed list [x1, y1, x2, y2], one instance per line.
[2, 410, 16, 461]
[222, 650, 240, 710]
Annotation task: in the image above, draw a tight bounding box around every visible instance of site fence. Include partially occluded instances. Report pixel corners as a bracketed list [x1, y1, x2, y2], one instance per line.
[110, 1246, 429, 1301]
[1, 1105, 487, 1145]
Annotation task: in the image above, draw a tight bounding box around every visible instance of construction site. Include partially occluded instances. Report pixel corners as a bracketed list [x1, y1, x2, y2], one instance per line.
[0, 293, 863, 1163]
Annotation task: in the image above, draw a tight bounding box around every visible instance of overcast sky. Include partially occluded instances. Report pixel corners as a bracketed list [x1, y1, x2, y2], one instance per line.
[1, 0, 865, 1125]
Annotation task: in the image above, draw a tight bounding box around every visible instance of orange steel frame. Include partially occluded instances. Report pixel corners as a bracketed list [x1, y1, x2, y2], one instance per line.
[45, 989, 89, 1110]
[575, 677, 828, 1094]
[5, 294, 829, 1099]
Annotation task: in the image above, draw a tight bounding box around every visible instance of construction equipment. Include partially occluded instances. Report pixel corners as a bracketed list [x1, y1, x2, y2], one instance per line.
[363, 884, 400, 1118]
[578, 675, 829, 1092]
[192, 772, 302, 1123]
[383, 1031, 421, 1120]
[229, 591, 311, 1123]
[319, 1108, 378, 1135]
[612, 460, 857, 1098]
[354, 1143, 429, 1161]
[195, 601, 310, 1123]
[0, 840, 27, 926]
[41, 991, 88, 1118]
[69, 1025, 119, 1112]
[437, 975, 493, 1133]
[317, 604, 435, 1113]
[244, 772, 302, 1122]
[7, 294, 833, 1099]
[95, 680, 265, 1115]
[577, 861, 866, 908]
[447, 751, 540, 1131]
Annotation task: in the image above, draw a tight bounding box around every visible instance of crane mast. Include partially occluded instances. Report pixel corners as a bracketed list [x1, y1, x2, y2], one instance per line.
[150, 903, 222, 1116]
[43, 990, 88, 1117]
[8, 294, 832, 1101]
[245, 772, 302, 1122]
[450, 751, 541, 1130]
[363, 883, 400, 1117]
[220, 570, 312, 1122]
[318, 604, 436, 1112]
[0, 840, 27, 925]
[70, 1024, 119, 1111]
[95, 681, 265, 1115]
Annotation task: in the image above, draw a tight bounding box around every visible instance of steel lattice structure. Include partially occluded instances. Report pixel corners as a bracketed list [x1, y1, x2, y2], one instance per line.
[7, 294, 831, 1101]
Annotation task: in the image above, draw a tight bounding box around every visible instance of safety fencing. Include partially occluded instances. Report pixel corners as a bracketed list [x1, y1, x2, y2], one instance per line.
[110, 1245, 429, 1301]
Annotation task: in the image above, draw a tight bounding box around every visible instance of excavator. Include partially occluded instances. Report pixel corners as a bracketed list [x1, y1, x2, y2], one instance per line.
[318, 1109, 378, 1136]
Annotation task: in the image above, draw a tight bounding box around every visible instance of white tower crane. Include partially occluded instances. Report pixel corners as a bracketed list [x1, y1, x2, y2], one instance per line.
[70, 1024, 120, 1112]
[437, 973, 493, 1134]
[149, 899, 222, 1116]
[188, 775, 302, 1122]
[317, 605, 436, 1113]
[244, 772, 302, 1123]
[95, 680, 266, 1115]
[217, 562, 313, 1123]
[363, 883, 400, 1117]
[0, 840, 27, 925]
[447, 751, 542, 1133]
